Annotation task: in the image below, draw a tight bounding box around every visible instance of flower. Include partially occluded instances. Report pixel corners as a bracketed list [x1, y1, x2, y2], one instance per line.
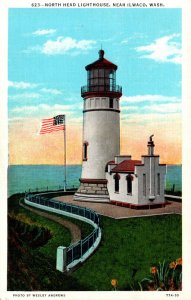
[150, 266, 158, 274]
[169, 261, 177, 269]
[176, 258, 182, 265]
[111, 279, 118, 287]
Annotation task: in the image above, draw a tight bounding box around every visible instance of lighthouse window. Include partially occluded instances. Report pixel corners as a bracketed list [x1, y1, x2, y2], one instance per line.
[109, 71, 115, 91]
[83, 142, 88, 161]
[126, 175, 132, 194]
[109, 98, 114, 108]
[99, 69, 104, 77]
[94, 69, 98, 77]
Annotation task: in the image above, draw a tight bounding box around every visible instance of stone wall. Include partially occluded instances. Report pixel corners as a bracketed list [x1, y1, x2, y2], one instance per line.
[77, 182, 109, 196]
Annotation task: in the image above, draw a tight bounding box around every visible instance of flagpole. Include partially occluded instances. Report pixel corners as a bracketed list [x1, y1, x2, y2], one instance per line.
[63, 115, 66, 192]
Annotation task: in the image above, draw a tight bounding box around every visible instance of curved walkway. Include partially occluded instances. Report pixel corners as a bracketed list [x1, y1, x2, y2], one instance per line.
[56, 195, 182, 219]
[20, 201, 81, 244]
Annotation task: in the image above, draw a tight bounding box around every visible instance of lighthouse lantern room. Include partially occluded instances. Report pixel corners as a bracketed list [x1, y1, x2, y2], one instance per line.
[74, 50, 122, 202]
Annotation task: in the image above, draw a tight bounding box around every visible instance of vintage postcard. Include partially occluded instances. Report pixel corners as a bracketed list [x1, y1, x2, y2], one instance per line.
[1, 0, 191, 299]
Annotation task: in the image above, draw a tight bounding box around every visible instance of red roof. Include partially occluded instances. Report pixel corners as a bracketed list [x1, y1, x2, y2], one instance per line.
[85, 50, 117, 71]
[111, 160, 142, 173]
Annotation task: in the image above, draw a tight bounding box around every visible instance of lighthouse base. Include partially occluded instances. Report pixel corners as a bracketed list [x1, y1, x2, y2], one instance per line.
[73, 179, 110, 203]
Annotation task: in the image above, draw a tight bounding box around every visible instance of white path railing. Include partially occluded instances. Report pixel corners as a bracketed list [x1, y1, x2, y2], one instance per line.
[24, 192, 102, 272]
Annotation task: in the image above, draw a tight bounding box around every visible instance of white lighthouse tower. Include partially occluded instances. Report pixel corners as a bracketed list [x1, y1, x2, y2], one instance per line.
[74, 50, 122, 202]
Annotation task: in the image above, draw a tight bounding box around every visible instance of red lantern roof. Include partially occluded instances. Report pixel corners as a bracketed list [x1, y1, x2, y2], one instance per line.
[85, 50, 118, 71]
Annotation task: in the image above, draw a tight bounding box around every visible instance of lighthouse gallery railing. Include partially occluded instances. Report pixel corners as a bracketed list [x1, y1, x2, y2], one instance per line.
[24, 192, 101, 272]
[81, 84, 122, 94]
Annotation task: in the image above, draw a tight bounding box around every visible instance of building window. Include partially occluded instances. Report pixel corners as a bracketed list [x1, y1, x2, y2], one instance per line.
[109, 98, 113, 108]
[113, 173, 120, 193]
[157, 173, 160, 195]
[115, 177, 119, 192]
[83, 142, 89, 161]
[126, 174, 133, 194]
[143, 174, 146, 196]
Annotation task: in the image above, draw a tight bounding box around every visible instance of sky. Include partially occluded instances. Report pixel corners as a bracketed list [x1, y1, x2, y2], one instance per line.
[8, 8, 182, 165]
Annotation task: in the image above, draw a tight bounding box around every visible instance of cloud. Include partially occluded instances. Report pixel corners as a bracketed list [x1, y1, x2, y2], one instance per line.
[121, 94, 181, 116]
[121, 103, 181, 116]
[8, 82, 63, 97]
[12, 103, 77, 116]
[32, 29, 56, 36]
[121, 39, 128, 45]
[9, 93, 40, 100]
[8, 81, 38, 89]
[13, 106, 39, 113]
[121, 94, 180, 104]
[40, 88, 62, 95]
[135, 34, 182, 64]
[23, 45, 42, 54]
[121, 106, 139, 112]
[143, 103, 181, 114]
[8, 117, 27, 123]
[41, 37, 96, 55]
[121, 112, 181, 125]
[23, 36, 96, 55]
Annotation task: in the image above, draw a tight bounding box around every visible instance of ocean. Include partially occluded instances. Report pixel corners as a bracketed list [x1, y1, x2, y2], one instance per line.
[7, 164, 182, 197]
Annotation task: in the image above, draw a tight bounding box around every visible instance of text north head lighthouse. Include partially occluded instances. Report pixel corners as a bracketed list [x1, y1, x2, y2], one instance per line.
[74, 50, 122, 202]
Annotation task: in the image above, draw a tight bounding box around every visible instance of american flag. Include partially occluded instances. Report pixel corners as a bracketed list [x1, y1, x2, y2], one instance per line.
[39, 115, 65, 134]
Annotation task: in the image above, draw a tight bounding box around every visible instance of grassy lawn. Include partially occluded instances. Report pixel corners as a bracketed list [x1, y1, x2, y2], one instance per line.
[8, 194, 182, 291]
[72, 214, 182, 290]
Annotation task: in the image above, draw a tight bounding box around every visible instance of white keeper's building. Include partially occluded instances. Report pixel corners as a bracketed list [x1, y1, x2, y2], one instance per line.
[74, 50, 167, 209]
[105, 136, 166, 209]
